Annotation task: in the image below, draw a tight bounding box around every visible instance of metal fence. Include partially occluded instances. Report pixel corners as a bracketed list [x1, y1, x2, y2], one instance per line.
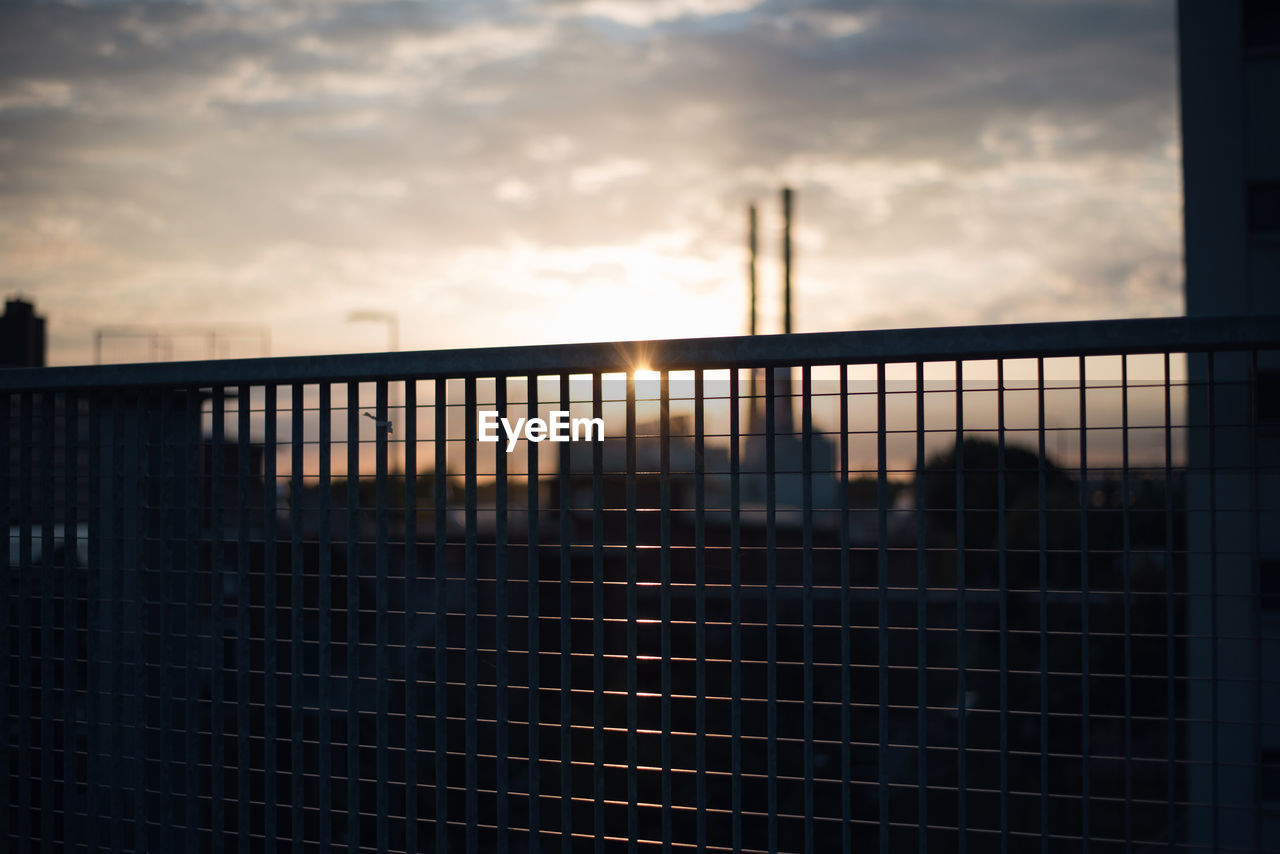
[4, 315, 1278, 852]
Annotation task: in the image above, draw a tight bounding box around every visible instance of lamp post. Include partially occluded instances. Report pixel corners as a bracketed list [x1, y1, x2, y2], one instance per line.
[346, 310, 402, 473]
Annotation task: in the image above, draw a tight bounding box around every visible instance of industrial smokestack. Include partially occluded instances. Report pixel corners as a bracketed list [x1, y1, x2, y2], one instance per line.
[775, 187, 794, 435]
[748, 202, 760, 425]
[748, 203, 758, 336]
[782, 186, 793, 334]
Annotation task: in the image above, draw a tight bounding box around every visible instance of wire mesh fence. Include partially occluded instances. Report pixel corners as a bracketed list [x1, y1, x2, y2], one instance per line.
[3, 316, 1278, 852]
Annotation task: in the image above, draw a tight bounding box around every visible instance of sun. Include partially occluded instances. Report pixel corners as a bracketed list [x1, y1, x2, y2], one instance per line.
[633, 365, 661, 381]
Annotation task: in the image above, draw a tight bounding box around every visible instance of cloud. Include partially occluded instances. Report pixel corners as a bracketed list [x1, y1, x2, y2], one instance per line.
[545, 0, 765, 28]
[0, 0, 1179, 364]
[570, 157, 651, 194]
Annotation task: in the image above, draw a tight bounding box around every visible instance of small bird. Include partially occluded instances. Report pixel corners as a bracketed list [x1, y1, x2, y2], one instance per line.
[362, 411, 393, 432]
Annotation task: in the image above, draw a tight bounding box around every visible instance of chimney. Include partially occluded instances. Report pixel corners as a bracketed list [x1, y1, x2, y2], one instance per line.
[774, 187, 795, 435]
[748, 203, 758, 336]
[783, 186, 793, 334]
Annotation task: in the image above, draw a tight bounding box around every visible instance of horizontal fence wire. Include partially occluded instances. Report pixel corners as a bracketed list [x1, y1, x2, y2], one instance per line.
[3, 316, 1280, 852]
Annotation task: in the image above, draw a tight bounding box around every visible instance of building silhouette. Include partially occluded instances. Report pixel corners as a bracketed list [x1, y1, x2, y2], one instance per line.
[1180, 1, 1280, 848]
[0, 298, 46, 368]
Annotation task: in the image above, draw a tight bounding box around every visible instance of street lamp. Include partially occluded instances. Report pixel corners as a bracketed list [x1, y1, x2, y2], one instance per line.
[346, 310, 402, 473]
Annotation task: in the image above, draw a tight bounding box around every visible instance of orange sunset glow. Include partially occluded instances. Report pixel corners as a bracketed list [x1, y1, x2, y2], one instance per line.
[0, 0, 1180, 365]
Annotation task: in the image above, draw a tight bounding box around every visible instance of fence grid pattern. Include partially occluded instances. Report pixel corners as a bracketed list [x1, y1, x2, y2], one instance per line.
[3, 315, 1278, 852]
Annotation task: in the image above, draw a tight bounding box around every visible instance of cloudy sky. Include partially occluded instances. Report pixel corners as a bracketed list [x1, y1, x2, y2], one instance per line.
[1, 0, 1180, 365]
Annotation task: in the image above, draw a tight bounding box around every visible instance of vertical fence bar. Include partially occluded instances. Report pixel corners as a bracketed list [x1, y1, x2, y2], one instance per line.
[62, 390, 80, 851]
[434, 378, 449, 853]
[802, 365, 815, 853]
[262, 385, 277, 851]
[626, 373, 639, 852]
[345, 382, 360, 854]
[114, 390, 134, 854]
[1036, 358, 1048, 852]
[841, 364, 853, 853]
[87, 390, 105, 850]
[877, 362, 890, 854]
[495, 377, 510, 854]
[997, 360, 1008, 854]
[154, 391, 175, 850]
[129, 390, 147, 854]
[318, 383, 334, 852]
[403, 380, 419, 854]
[954, 361, 967, 854]
[729, 368, 744, 854]
[526, 375, 542, 853]
[1078, 357, 1092, 849]
[286, 384, 300, 845]
[1207, 351, 1218, 853]
[660, 370, 673, 851]
[287, 386, 303, 845]
[39, 391, 55, 854]
[464, 377, 479, 852]
[695, 369, 709, 852]
[211, 387, 226, 854]
[108, 391, 122, 854]
[915, 361, 928, 854]
[376, 379, 391, 853]
[592, 372, 606, 854]
[557, 373, 572, 853]
[107, 393, 121, 853]
[1162, 353, 1175, 854]
[116, 392, 141, 845]
[1121, 356, 1133, 853]
[180, 387, 198, 847]
[764, 368, 778, 854]
[236, 387, 252, 854]
[1248, 348, 1261, 854]
[88, 389, 108, 854]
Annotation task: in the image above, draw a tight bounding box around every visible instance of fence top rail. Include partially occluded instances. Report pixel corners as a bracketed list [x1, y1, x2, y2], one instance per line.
[2, 314, 1277, 392]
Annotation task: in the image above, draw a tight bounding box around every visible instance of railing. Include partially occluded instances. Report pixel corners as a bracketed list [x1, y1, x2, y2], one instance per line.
[3, 315, 1278, 852]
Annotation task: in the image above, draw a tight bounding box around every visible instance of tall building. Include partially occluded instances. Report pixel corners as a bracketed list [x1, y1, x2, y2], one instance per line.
[1179, 2, 1280, 849]
[1181, 1, 1280, 314]
[0, 298, 46, 368]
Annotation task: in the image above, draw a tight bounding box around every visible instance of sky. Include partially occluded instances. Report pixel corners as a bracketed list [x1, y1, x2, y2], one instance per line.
[0, 0, 1182, 366]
